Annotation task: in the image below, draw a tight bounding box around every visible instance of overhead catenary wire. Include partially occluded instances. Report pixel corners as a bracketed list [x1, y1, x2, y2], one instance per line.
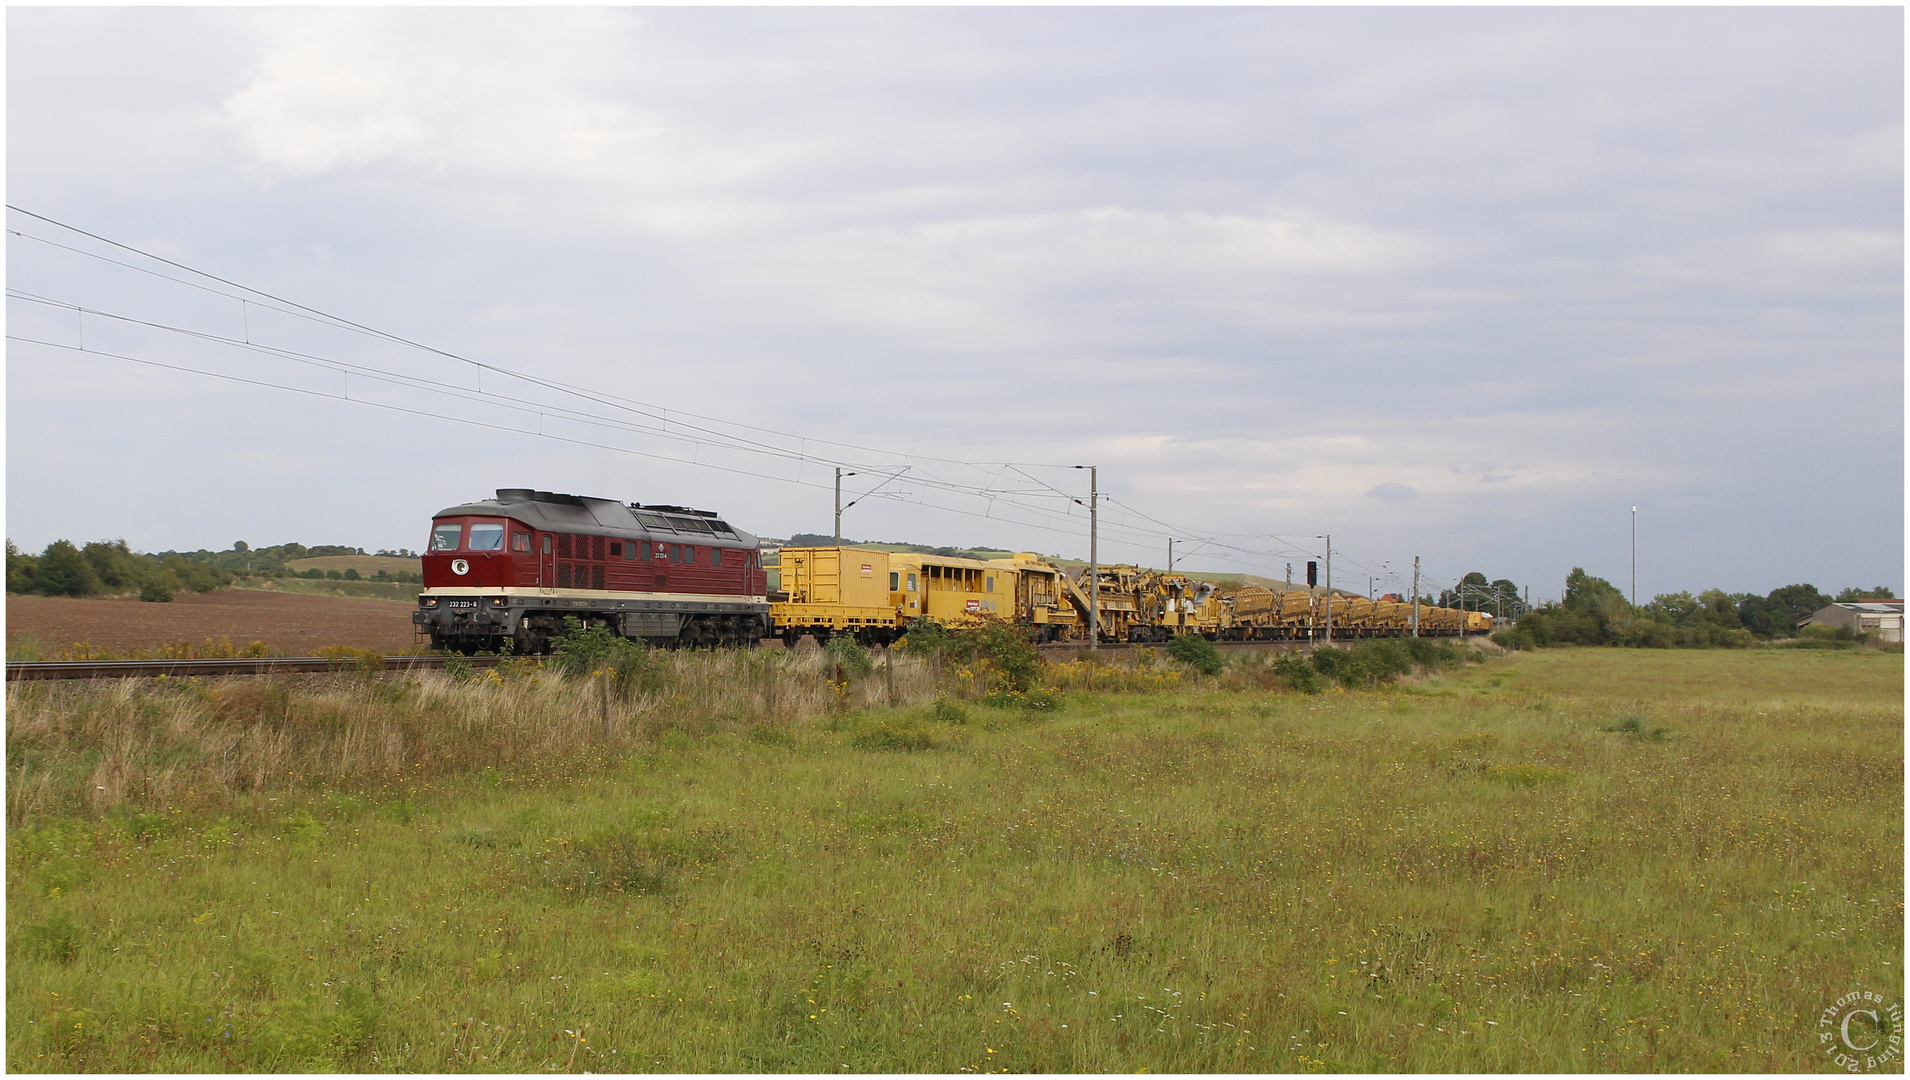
[7, 205, 1423, 581]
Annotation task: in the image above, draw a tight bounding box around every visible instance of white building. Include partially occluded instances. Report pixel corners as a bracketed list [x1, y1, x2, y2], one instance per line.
[1800, 601, 1904, 643]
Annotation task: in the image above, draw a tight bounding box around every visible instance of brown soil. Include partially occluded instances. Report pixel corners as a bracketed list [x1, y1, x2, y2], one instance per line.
[7, 589, 421, 657]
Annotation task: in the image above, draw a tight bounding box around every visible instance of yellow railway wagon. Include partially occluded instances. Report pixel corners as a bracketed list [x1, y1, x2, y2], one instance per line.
[1465, 610, 1496, 634]
[1066, 564, 1147, 643]
[888, 552, 1013, 629]
[769, 547, 902, 643]
[1319, 593, 1352, 637]
[987, 554, 1081, 642]
[1344, 596, 1376, 635]
[1371, 600, 1405, 632]
[1131, 573, 1206, 642]
[1278, 590, 1317, 632]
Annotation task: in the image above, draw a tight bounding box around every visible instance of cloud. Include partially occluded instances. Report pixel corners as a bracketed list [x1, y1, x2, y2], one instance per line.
[4, 7, 1901, 601]
[1364, 482, 1421, 504]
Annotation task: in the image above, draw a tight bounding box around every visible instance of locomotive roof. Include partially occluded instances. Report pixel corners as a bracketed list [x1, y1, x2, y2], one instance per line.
[433, 489, 759, 546]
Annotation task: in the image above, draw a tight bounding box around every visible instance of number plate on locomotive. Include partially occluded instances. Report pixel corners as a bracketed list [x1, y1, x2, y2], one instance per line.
[446, 600, 479, 609]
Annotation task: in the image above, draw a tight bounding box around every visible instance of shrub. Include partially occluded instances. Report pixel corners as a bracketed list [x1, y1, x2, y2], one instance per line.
[895, 619, 960, 657]
[1491, 627, 1532, 650]
[824, 634, 875, 677]
[928, 698, 969, 725]
[1274, 652, 1325, 694]
[1307, 639, 1463, 689]
[138, 580, 174, 603]
[974, 619, 1041, 693]
[34, 540, 101, 597]
[1166, 633, 1224, 675]
[550, 617, 664, 698]
[898, 618, 1042, 694]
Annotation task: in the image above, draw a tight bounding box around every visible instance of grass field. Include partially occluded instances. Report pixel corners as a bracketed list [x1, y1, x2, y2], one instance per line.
[7, 646, 1900, 1072]
[6, 589, 421, 660]
[242, 578, 422, 604]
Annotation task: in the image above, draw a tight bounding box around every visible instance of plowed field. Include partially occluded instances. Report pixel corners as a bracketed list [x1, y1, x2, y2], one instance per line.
[7, 589, 420, 657]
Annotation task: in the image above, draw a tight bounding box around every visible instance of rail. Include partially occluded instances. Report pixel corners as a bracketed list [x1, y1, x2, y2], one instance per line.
[9, 633, 1475, 679]
[5, 654, 509, 682]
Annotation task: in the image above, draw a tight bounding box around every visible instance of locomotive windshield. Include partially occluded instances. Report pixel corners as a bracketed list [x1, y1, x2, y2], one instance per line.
[467, 524, 505, 551]
[431, 524, 461, 551]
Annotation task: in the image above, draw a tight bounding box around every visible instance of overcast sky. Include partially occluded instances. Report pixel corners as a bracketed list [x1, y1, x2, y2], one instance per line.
[7, 7, 1902, 602]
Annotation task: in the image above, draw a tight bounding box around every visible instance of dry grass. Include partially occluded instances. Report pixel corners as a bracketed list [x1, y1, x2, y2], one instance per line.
[6, 646, 1901, 1072]
[5, 649, 970, 822]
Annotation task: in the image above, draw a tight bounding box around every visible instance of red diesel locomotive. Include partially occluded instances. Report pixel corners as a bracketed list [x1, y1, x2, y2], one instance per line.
[416, 488, 770, 654]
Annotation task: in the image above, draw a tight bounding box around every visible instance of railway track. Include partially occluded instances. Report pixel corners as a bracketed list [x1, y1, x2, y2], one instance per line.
[9, 635, 1470, 680]
[5, 654, 509, 682]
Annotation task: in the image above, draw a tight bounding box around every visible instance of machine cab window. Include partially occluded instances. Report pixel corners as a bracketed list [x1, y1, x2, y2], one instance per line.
[512, 532, 531, 553]
[431, 524, 462, 551]
[468, 524, 505, 551]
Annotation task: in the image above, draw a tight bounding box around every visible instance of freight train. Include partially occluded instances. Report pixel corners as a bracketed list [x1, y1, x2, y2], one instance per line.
[416, 490, 1486, 653]
[768, 546, 1491, 644]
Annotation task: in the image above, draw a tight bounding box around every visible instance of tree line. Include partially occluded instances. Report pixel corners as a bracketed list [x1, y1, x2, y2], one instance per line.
[6, 538, 422, 602]
[1497, 567, 1895, 649]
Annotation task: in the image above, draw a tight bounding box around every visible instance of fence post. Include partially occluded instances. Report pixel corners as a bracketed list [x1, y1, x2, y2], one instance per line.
[600, 671, 612, 739]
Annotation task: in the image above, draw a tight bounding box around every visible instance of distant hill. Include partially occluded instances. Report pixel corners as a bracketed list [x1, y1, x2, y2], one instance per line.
[284, 555, 421, 577]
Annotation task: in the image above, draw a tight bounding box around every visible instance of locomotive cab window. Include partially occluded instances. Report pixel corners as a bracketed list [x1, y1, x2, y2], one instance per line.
[710, 547, 721, 567]
[468, 524, 504, 551]
[511, 532, 531, 553]
[431, 524, 462, 551]
[640, 543, 651, 561]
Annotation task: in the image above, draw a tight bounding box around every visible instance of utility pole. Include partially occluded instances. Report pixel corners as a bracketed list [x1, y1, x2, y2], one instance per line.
[1630, 506, 1637, 607]
[1286, 562, 1292, 587]
[1323, 534, 1332, 643]
[1076, 465, 1099, 650]
[1167, 538, 1174, 572]
[1090, 467, 1099, 650]
[834, 467, 858, 546]
[1412, 556, 1421, 638]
